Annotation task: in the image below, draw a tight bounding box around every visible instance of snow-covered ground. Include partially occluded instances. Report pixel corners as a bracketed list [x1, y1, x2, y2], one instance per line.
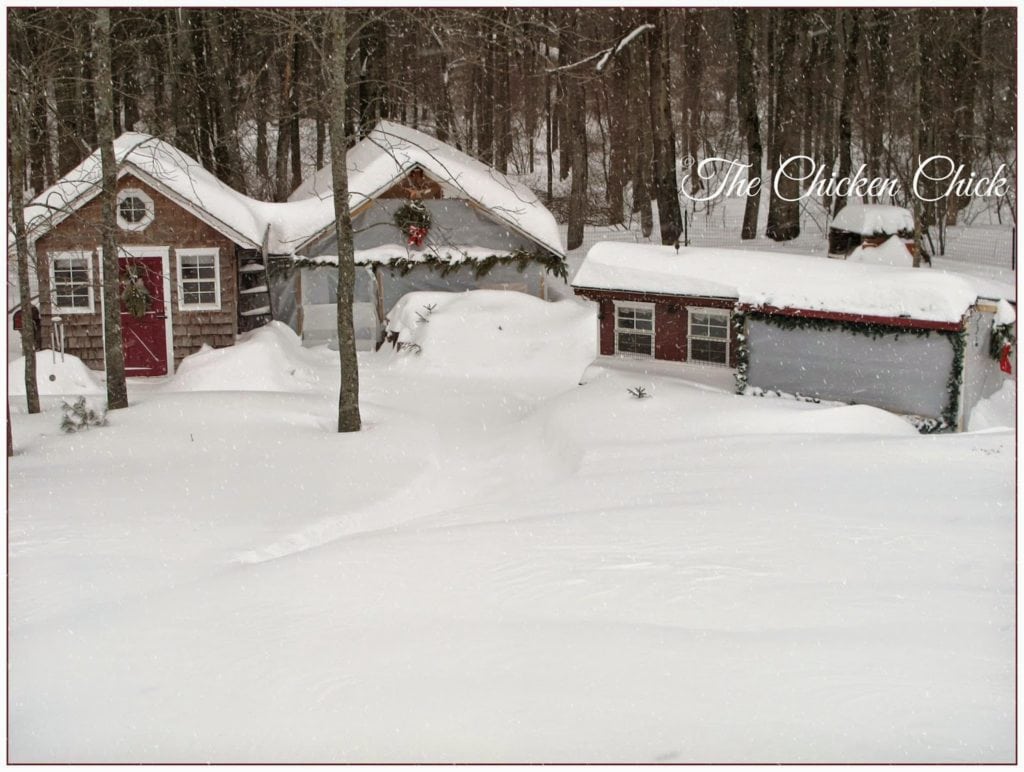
[7, 289, 1014, 763]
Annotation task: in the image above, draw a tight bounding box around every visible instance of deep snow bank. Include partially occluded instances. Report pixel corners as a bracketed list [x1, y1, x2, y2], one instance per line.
[164, 322, 326, 393]
[382, 290, 595, 386]
[968, 379, 1016, 432]
[8, 351, 103, 395]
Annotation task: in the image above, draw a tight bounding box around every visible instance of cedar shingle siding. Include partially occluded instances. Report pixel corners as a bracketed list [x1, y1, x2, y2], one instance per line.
[36, 173, 239, 370]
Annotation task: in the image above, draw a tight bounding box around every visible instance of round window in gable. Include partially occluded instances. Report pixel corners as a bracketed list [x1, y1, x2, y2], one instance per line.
[116, 188, 155, 231]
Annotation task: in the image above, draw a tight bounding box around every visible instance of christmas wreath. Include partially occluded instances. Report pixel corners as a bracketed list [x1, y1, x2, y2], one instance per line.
[394, 201, 432, 247]
[121, 266, 150, 318]
[991, 321, 1015, 374]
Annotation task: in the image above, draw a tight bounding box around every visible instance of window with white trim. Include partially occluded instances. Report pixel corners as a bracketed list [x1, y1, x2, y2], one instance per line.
[614, 302, 655, 358]
[687, 307, 731, 365]
[176, 248, 221, 310]
[117, 188, 155, 231]
[50, 252, 94, 313]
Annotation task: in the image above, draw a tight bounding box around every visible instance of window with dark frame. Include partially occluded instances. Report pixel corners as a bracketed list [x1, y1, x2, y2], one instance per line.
[118, 195, 148, 225]
[615, 304, 654, 357]
[116, 188, 155, 231]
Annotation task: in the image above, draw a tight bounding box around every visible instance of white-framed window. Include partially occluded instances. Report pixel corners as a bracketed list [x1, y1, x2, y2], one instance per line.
[49, 251, 94, 313]
[117, 188, 155, 231]
[687, 306, 731, 365]
[614, 301, 655, 358]
[176, 248, 221, 310]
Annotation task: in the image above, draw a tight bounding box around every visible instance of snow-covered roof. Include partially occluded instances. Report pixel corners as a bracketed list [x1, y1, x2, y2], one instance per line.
[17, 133, 337, 254]
[288, 120, 565, 257]
[18, 123, 563, 260]
[830, 204, 915, 236]
[571, 242, 1014, 324]
[846, 235, 914, 267]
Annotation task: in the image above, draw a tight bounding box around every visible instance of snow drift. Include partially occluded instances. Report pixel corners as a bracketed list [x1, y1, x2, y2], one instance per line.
[8, 350, 103, 396]
[382, 290, 595, 387]
[164, 322, 326, 393]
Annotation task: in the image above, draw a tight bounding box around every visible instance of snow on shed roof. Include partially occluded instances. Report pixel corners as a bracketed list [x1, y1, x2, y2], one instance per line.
[18, 132, 335, 254]
[288, 120, 565, 257]
[830, 204, 915, 235]
[571, 242, 1013, 324]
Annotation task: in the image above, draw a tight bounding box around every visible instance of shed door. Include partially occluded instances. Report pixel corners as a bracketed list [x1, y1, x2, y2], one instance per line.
[118, 256, 168, 376]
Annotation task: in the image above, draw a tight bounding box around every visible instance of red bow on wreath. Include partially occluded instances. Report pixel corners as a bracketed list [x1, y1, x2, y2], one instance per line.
[406, 225, 429, 247]
[1000, 343, 1013, 374]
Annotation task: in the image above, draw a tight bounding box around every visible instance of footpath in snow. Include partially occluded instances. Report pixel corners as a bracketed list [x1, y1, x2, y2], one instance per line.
[6, 290, 1015, 763]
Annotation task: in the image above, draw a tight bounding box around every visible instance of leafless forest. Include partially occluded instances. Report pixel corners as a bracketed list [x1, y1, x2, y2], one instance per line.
[7, 8, 1017, 249]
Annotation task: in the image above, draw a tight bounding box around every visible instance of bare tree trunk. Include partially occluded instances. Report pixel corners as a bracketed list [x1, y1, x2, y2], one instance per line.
[256, 118, 269, 181]
[605, 16, 630, 226]
[93, 8, 129, 410]
[910, 10, 924, 268]
[648, 8, 683, 245]
[29, 94, 50, 193]
[493, 11, 512, 175]
[171, 9, 198, 159]
[8, 47, 41, 414]
[206, 11, 247, 194]
[55, 13, 83, 176]
[289, 34, 303, 192]
[765, 10, 802, 241]
[327, 9, 361, 433]
[866, 9, 891, 196]
[629, 19, 654, 239]
[682, 10, 704, 197]
[274, 28, 295, 201]
[947, 9, 983, 225]
[565, 14, 588, 252]
[479, 26, 496, 166]
[818, 10, 840, 215]
[545, 55, 553, 205]
[27, 19, 50, 195]
[833, 11, 860, 217]
[434, 28, 454, 143]
[556, 20, 571, 181]
[77, 20, 98, 149]
[732, 8, 762, 240]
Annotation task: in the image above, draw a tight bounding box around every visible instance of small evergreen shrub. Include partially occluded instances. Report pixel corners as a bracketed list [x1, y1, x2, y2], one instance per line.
[60, 397, 108, 433]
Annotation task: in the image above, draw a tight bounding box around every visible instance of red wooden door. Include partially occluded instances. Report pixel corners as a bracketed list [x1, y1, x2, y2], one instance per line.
[118, 256, 168, 376]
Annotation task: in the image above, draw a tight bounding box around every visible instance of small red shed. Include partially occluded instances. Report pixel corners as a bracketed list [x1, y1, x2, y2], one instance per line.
[571, 242, 1014, 430]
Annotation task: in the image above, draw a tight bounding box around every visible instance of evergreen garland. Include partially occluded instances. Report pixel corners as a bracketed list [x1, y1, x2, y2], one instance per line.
[942, 331, 966, 428]
[748, 310, 935, 341]
[732, 311, 749, 394]
[295, 249, 568, 281]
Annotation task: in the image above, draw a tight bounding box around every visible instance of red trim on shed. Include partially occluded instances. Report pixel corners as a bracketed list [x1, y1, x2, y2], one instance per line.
[574, 286, 737, 308]
[739, 304, 965, 332]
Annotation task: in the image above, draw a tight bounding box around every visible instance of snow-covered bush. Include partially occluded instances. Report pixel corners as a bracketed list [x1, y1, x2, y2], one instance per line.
[59, 397, 107, 433]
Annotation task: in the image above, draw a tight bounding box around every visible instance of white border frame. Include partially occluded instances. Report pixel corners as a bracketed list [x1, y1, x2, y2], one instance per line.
[48, 250, 95, 314]
[613, 300, 656, 358]
[116, 187, 155, 232]
[175, 247, 222, 312]
[686, 305, 731, 366]
[98, 245, 175, 376]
